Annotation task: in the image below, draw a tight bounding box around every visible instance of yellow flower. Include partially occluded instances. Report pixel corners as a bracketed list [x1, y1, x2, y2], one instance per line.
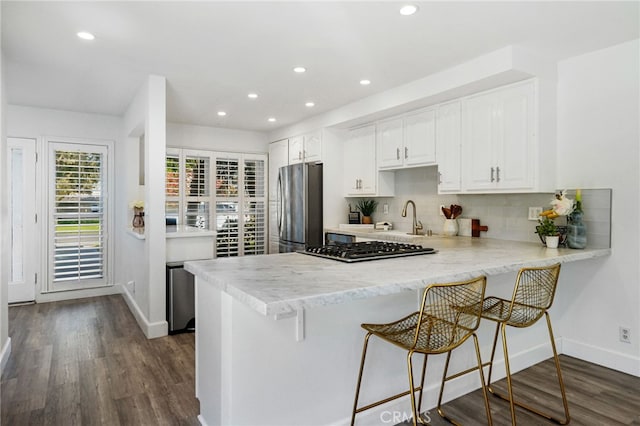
[130, 200, 144, 209]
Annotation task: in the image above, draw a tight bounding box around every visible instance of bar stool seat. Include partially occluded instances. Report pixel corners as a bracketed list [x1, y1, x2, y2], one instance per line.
[481, 263, 570, 425]
[350, 276, 493, 426]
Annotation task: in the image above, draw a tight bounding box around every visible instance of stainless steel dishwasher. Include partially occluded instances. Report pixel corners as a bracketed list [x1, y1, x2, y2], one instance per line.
[166, 262, 195, 334]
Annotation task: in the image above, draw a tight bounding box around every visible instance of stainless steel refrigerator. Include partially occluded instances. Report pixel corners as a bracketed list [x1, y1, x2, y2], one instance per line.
[277, 162, 323, 253]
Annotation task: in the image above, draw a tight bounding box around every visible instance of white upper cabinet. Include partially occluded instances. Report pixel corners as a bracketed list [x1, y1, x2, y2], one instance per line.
[268, 139, 289, 200]
[288, 131, 322, 164]
[403, 108, 437, 166]
[462, 80, 535, 192]
[436, 101, 462, 193]
[377, 109, 436, 170]
[377, 117, 404, 169]
[344, 125, 394, 197]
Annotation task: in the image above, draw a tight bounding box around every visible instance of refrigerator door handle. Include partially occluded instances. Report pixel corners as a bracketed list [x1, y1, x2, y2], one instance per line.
[277, 171, 283, 237]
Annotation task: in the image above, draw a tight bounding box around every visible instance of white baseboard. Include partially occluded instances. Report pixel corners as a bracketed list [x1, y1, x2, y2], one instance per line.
[196, 415, 208, 426]
[121, 286, 168, 339]
[36, 285, 120, 303]
[562, 337, 640, 377]
[1, 337, 11, 374]
[328, 339, 557, 426]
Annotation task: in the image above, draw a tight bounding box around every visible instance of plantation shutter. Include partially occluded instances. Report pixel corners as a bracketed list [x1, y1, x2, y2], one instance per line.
[50, 143, 108, 288]
[215, 156, 240, 257]
[243, 158, 266, 256]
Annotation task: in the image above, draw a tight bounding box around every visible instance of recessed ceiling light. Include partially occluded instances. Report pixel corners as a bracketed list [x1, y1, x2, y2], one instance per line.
[77, 31, 95, 41]
[305, 102, 315, 107]
[399, 5, 419, 16]
[248, 93, 258, 99]
[293, 66, 306, 73]
[268, 117, 277, 122]
[217, 111, 227, 117]
[360, 79, 371, 86]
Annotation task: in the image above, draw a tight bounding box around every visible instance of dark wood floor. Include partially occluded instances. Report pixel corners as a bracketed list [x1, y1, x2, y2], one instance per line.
[2, 295, 639, 425]
[1, 295, 199, 425]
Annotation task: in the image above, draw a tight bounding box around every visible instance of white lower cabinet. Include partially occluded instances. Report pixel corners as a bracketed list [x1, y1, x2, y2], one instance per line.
[461, 80, 535, 192]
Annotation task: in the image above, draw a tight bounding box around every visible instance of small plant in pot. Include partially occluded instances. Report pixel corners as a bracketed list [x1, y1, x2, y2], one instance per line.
[356, 199, 378, 224]
[536, 217, 560, 248]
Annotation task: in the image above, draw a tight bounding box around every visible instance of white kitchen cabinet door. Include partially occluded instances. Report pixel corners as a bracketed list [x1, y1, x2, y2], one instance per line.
[288, 136, 304, 164]
[496, 82, 535, 189]
[344, 125, 376, 195]
[377, 117, 403, 169]
[344, 125, 394, 196]
[436, 101, 462, 192]
[462, 80, 535, 192]
[269, 139, 289, 199]
[303, 131, 322, 163]
[404, 108, 436, 167]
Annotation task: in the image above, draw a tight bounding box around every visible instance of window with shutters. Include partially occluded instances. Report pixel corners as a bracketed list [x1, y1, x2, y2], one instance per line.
[48, 141, 112, 291]
[166, 149, 267, 258]
[165, 149, 213, 229]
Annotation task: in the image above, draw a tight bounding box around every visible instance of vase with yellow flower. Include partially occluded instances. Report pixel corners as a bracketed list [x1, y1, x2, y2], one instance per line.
[131, 200, 145, 229]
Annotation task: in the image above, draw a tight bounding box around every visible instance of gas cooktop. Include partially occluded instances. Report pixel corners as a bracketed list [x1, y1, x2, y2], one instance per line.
[302, 241, 437, 263]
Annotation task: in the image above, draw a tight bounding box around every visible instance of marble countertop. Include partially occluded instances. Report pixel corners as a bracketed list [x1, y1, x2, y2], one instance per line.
[185, 237, 610, 317]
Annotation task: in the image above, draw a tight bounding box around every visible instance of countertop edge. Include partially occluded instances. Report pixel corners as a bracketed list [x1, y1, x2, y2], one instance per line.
[185, 246, 611, 317]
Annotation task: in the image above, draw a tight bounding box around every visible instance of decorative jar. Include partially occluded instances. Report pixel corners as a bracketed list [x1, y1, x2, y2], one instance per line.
[442, 219, 458, 236]
[567, 210, 587, 249]
[133, 207, 145, 229]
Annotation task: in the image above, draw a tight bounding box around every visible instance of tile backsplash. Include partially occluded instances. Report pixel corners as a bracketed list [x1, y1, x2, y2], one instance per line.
[347, 166, 611, 248]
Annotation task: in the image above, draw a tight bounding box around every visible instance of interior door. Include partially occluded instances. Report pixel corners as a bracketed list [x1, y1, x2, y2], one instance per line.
[7, 138, 38, 303]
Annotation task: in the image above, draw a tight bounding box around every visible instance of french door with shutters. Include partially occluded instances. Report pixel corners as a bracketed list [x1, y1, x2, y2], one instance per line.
[214, 153, 267, 257]
[7, 138, 38, 303]
[48, 141, 112, 292]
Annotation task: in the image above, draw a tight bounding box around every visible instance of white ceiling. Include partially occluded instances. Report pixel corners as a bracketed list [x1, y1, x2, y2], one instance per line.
[2, 1, 638, 132]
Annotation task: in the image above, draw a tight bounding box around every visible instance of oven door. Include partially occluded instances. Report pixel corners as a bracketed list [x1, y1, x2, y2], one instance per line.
[324, 232, 356, 245]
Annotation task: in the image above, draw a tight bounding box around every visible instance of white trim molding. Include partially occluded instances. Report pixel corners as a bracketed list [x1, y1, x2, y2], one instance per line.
[1, 337, 11, 374]
[121, 285, 168, 339]
[562, 337, 640, 377]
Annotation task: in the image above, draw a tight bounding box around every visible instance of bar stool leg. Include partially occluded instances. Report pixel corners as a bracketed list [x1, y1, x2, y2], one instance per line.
[407, 350, 420, 426]
[416, 353, 429, 415]
[500, 323, 518, 425]
[485, 322, 501, 392]
[545, 312, 570, 424]
[472, 334, 493, 426]
[351, 333, 372, 426]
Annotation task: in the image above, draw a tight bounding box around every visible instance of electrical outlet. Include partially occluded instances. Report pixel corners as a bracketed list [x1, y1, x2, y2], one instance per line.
[620, 326, 631, 344]
[439, 205, 445, 216]
[383, 203, 389, 215]
[528, 207, 543, 221]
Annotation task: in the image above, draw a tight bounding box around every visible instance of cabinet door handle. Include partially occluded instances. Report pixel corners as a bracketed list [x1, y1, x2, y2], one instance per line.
[298, 151, 302, 160]
[490, 167, 495, 182]
[303, 150, 307, 159]
[396, 148, 400, 160]
[404, 147, 408, 159]
[496, 166, 501, 182]
[438, 172, 443, 185]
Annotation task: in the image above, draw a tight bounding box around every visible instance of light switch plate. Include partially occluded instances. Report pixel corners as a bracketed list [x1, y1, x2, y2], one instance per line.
[528, 207, 543, 221]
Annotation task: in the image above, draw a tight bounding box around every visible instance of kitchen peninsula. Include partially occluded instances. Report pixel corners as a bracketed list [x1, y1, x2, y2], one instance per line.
[185, 238, 609, 426]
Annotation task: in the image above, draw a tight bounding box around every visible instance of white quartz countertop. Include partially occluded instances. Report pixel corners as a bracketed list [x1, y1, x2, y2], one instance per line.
[184, 238, 610, 317]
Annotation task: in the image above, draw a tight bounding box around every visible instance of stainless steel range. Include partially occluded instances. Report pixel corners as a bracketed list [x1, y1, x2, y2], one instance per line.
[302, 241, 437, 263]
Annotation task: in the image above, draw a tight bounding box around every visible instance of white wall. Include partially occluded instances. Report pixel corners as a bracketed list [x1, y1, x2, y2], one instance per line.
[0, 40, 11, 372]
[167, 122, 268, 153]
[118, 75, 168, 339]
[6, 105, 123, 303]
[555, 39, 640, 375]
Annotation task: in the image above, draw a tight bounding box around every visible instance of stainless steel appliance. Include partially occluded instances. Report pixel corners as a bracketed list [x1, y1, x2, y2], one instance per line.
[302, 241, 437, 262]
[166, 262, 195, 334]
[277, 163, 323, 252]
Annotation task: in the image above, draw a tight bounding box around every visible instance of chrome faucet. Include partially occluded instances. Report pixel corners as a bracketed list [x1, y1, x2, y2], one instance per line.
[401, 200, 423, 235]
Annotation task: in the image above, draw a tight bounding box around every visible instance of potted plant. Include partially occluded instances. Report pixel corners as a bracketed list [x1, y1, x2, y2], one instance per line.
[356, 199, 378, 224]
[536, 217, 560, 248]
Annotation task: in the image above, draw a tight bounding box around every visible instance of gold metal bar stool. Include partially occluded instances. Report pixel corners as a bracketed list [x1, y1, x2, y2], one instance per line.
[481, 263, 570, 425]
[350, 276, 493, 426]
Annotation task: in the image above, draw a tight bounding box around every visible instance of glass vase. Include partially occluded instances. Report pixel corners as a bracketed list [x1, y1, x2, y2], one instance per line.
[567, 210, 586, 249]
